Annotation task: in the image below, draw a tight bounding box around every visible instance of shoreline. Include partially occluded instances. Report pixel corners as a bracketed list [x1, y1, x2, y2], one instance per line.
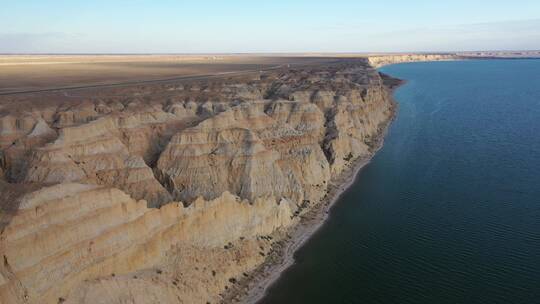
[221, 83, 400, 304]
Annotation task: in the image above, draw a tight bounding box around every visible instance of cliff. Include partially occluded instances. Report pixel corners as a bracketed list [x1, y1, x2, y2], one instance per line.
[367, 53, 459, 68]
[0, 58, 396, 303]
[0, 184, 291, 303]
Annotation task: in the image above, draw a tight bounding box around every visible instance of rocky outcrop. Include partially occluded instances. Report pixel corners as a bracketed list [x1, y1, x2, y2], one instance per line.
[22, 116, 173, 207]
[0, 183, 292, 304]
[0, 58, 396, 303]
[156, 101, 330, 206]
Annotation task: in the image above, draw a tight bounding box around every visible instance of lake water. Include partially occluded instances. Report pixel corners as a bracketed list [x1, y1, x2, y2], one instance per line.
[260, 60, 540, 304]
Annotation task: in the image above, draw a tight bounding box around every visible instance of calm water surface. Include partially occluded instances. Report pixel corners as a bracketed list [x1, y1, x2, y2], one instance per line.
[260, 60, 540, 304]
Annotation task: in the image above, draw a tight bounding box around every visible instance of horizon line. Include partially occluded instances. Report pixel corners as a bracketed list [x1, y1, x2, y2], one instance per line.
[1, 50, 539, 56]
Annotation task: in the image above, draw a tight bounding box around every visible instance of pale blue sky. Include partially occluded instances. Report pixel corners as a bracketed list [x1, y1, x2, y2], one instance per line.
[1, 0, 539, 53]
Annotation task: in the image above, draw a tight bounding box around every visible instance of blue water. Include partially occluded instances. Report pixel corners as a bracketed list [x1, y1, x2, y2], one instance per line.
[260, 60, 540, 304]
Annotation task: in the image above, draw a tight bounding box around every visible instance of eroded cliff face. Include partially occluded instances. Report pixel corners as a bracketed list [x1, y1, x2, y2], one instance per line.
[0, 58, 395, 303]
[0, 184, 291, 303]
[156, 101, 330, 205]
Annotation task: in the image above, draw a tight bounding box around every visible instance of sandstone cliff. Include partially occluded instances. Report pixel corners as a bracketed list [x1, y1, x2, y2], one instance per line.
[0, 184, 291, 303]
[0, 58, 396, 303]
[368, 53, 459, 68]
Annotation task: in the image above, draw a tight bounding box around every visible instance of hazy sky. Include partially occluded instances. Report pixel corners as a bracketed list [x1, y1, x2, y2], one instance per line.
[1, 0, 539, 53]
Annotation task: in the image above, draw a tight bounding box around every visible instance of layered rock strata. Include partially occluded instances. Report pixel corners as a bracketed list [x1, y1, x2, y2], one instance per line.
[0, 58, 396, 303]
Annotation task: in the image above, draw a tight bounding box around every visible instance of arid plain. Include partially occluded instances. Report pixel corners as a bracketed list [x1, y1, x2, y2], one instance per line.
[0, 55, 338, 94]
